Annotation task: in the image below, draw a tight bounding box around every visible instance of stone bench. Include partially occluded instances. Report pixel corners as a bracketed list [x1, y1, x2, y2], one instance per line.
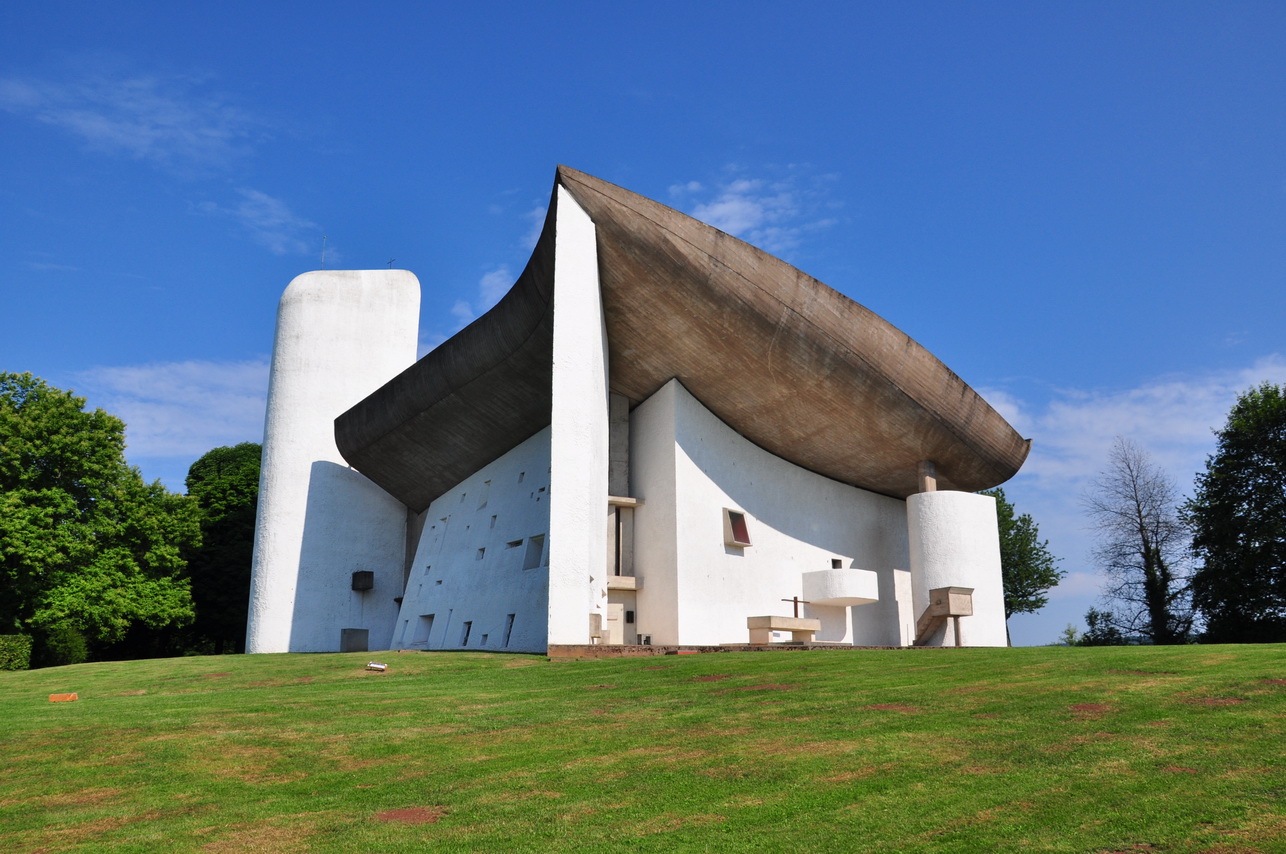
[747, 615, 821, 644]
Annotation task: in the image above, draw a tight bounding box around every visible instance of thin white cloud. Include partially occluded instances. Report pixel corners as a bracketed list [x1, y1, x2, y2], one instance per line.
[984, 354, 1286, 496]
[449, 299, 475, 326]
[522, 205, 547, 250]
[420, 204, 532, 352]
[197, 188, 320, 256]
[424, 267, 517, 352]
[74, 359, 269, 460]
[670, 167, 839, 255]
[478, 266, 513, 306]
[1047, 571, 1104, 601]
[0, 71, 261, 171]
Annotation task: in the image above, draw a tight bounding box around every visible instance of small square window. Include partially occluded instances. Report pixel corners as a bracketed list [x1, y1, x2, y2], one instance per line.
[723, 509, 751, 547]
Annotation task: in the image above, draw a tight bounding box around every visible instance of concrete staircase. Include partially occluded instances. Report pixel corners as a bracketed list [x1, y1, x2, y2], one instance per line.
[913, 586, 974, 647]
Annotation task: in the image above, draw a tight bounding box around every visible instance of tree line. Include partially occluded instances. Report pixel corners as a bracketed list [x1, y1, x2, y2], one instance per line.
[1, 373, 259, 667]
[2, 372, 1283, 665]
[1078, 383, 1286, 645]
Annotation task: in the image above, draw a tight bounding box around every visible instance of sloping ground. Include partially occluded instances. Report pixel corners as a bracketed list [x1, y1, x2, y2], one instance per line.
[2, 645, 1283, 853]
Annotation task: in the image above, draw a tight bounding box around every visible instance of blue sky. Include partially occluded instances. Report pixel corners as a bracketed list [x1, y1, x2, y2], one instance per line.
[3, 1, 1283, 646]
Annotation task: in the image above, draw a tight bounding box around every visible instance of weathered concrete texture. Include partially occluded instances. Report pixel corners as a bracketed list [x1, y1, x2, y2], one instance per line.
[336, 166, 1030, 510]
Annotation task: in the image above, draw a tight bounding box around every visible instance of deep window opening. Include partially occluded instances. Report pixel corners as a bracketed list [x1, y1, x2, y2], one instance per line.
[723, 509, 752, 547]
[523, 535, 546, 570]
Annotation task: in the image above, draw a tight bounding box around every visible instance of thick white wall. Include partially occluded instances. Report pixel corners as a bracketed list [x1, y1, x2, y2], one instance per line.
[907, 490, 1008, 647]
[247, 270, 419, 653]
[631, 380, 914, 646]
[628, 383, 681, 644]
[547, 186, 610, 645]
[393, 429, 552, 653]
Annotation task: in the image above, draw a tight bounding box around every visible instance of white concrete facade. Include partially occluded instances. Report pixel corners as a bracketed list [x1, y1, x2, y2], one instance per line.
[247, 176, 1017, 654]
[547, 186, 611, 646]
[393, 429, 553, 654]
[246, 270, 419, 653]
[630, 380, 916, 647]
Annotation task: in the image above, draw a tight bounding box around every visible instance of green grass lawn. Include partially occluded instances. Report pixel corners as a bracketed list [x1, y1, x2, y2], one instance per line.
[2, 645, 1284, 853]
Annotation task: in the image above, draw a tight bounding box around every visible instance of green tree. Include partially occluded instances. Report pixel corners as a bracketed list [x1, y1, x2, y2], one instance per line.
[1078, 607, 1127, 646]
[1187, 383, 1286, 643]
[1083, 437, 1192, 644]
[0, 373, 200, 660]
[184, 442, 261, 654]
[980, 488, 1063, 621]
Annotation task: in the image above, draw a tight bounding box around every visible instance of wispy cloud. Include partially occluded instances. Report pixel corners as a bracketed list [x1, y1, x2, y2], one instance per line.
[196, 188, 321, 256]
[983, 354, 1286, 497]
[669, 166, 839, 255]
[477, 266, 513, 306]
[0, 71, 262, 172]
[419, 265, 517, 356]
[522, 206, 547, 250]
[449, 299, 475, 327]
[74, 359, 269, 462]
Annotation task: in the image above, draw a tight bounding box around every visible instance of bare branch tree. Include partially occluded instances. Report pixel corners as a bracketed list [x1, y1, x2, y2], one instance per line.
[1083, 437, 1193, 644]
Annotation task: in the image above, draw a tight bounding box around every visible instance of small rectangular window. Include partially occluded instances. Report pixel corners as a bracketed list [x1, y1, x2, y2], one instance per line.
[831, 558, 843, 569]
[506, 539, 522, 549]
[460, 621, 472, 646]
[477, 480, 491, 510]
[625, 610, 635, 624]
[476, 547, 486, 561]
[503, 613, 516, 647]
[413, 614, 434, 645]
[523, 535, 546, 569]
[723, 509, 752, 547]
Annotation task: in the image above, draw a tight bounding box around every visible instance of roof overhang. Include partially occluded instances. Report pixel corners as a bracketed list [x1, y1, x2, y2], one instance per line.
[335, 166, 1030, 511]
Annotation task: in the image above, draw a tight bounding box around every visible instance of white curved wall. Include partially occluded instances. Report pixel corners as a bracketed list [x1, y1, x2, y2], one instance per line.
[802, 568, 880, 607]
[631, 380, 914, 647]
[247, 270, 420, 653]
[907, 490, 1008, 647]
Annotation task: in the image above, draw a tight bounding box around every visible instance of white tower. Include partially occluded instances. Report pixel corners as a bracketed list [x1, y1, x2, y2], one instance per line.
[246, 270, 420, 653]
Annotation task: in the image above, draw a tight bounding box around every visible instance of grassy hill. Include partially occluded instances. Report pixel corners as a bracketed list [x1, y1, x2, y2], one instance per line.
[2, 645, 1284, 852]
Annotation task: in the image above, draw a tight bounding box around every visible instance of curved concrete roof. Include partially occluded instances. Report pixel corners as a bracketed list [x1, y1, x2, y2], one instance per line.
[336, 166, 1030, 511]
